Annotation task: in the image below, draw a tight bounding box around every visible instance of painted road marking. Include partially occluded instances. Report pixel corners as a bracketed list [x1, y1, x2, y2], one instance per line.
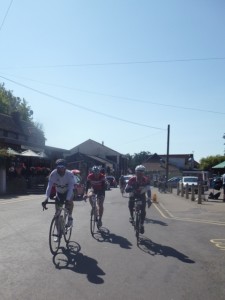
[158, 203, 174, 218]
[153, 203, 225, 226]
[210, 239, 225, 250]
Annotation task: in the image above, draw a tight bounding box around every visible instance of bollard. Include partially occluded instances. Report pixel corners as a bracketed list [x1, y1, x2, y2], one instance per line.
[198, 183, 202, 204]
[181, 183, 184, 197]
[185, 184, 189, 199]
[177, 182, 180, 195]
[191, 185, 195, 201]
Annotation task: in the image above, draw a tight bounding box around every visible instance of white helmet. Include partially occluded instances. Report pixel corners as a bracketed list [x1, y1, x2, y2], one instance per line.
[135, 165, 145, 172]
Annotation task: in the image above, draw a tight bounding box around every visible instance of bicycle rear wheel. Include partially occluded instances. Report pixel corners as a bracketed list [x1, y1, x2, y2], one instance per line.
[64, 214, 72, 243]
[49, 216, 61, 255]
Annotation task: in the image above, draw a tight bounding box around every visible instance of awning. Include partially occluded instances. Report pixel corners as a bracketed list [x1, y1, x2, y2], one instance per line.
[7, 148, 21, 156]
[38, 151, 48, 158]
[21, 149, 40, 157]
[212, 161, 225, 169]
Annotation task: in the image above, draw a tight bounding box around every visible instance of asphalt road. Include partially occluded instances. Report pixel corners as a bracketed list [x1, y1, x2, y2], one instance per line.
[1, 188, 225, 300]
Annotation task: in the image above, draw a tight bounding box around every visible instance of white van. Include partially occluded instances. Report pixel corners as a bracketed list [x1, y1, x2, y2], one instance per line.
[179, 176, 198, 192]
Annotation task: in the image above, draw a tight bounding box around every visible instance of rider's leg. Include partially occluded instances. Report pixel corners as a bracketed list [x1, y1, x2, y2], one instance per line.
[98, 192, 105, 221]
[65, 200, 74, 218]
[140, 199, 146, 225]
[128, 197, 135, 221]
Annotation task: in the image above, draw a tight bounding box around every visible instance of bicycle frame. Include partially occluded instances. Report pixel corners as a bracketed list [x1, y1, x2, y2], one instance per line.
[133, 198, 143, 244]
[45, 199, 72, 255]
[90, 193, 100, 236]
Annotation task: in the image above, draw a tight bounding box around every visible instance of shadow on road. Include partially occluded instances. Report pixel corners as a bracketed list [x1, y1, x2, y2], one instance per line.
[138, 237, 195, 263]
[52, 240, 105, 284]
[93, 227, 132, 249]
[145, 217, 168, 226]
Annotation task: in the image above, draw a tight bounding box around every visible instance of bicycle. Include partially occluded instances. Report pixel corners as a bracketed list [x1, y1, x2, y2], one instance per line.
[133, 197, 144, 245]
[90, 193, 101, 236]
[42, 198, 73, 255]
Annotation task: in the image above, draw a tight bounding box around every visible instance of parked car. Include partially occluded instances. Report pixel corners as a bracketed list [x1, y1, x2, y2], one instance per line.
[106, 176, 117, 187]
[179, 176, 198, 193]
[123, 175, 133, 185]
[167, 177, 181, 188]
[73, 173, 85, 200]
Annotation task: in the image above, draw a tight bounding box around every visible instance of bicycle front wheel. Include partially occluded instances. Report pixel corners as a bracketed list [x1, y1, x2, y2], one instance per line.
[49, 216, 61, 255]
[135, 213, 140, 244]
[90, 207, 97, 236]
[64, 214, 72, 243]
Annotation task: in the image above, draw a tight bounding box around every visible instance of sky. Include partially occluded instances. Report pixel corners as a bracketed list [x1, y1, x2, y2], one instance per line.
[0, 0, 225, 162]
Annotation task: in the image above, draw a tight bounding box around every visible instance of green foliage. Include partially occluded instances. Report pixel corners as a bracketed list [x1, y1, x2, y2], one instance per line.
[127, 151, 151, 171]
[0, 148, 7, 157]
[199, 155, 225, 170]
[0, 83, 33, 122]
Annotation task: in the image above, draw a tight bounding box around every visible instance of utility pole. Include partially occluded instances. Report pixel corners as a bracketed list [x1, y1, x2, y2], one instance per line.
[165, 124, 170, 185]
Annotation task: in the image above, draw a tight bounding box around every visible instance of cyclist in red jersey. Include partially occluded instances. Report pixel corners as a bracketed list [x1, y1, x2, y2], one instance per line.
[125, 165, 151, 234]
[84, 166, 106, 227]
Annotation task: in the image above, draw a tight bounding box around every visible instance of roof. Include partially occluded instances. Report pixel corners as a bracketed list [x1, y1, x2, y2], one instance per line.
[87, 155, 113, 167]
[212, 161, 225, 169]
[70, 139, 125, 156]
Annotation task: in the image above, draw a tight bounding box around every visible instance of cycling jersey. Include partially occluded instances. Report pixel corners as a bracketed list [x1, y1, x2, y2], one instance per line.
[86, 172, 105, 193]
[46, 169, 75, 201]
[126, 175, 151, 196]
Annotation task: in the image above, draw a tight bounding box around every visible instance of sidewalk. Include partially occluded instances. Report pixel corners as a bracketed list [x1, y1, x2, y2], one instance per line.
[151, 187, 225, 223]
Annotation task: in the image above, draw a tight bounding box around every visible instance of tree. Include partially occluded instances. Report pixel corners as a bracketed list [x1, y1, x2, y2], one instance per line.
[199, 155, 225, 171]
[127, 151, 151, 171]
[0, 83, 33, 122]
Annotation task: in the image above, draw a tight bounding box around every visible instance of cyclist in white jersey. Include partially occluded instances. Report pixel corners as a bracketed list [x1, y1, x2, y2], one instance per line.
[42, 159, 75, 227]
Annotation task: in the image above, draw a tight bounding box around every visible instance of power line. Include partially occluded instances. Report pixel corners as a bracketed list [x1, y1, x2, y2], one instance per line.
[0, 75, 166, 131]
[0, 57, 225, 70]
[1, 71, 224, 115]
[0, 0, 14, 32]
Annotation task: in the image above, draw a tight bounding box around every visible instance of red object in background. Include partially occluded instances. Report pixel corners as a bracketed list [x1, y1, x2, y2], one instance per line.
[73, 172, 85, 200]
[71, 169, 80, 174]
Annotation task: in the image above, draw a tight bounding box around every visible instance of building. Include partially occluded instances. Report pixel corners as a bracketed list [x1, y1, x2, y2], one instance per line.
[143, 153, 199, 182]
[66, 139, 128, 179]
[0, 112, 128, 193]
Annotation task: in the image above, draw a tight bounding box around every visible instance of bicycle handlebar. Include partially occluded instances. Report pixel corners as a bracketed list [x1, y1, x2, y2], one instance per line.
[41, 199, 59, 211]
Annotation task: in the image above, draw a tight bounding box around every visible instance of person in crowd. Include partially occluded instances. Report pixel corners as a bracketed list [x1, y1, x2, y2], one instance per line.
[42, 158, 75, 227]
[125, 165, 151, 234]
[119, 175, 126, 194]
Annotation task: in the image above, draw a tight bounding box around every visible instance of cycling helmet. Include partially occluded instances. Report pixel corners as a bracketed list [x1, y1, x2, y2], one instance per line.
[55, 158, 66, 168]
[135, 165, 145, 172]
[92, 166, 100, 174]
